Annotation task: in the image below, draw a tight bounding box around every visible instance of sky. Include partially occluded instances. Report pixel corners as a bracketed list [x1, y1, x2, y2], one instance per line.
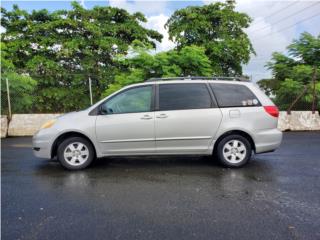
[1, 0, 320, 82]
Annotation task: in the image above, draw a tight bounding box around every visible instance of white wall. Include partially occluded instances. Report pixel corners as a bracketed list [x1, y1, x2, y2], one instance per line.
[278, 111, 320, 131]
[1, 115, 8, 138]
[7, 114, 61, 137]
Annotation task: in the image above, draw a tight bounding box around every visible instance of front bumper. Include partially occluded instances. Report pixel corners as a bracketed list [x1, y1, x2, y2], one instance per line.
[254, 128, 283, 154]
[32, 129, 55, 159]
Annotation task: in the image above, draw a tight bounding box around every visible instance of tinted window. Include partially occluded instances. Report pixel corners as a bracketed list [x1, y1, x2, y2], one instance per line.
[210, 83, 260, 107]
[102, 86, 152, 114]
[159, 83, 212, 111]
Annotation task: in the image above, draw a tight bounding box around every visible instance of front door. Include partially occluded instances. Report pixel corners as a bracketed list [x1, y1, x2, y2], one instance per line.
[95, 85, 155, 155]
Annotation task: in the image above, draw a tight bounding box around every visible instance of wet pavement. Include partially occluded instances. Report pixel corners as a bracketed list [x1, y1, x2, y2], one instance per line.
[1, 132, 320, 240]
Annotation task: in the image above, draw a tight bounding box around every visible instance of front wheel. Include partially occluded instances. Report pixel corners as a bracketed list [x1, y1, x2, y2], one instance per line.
[215, 134, 252, 168]
[57, 137, 95, 170]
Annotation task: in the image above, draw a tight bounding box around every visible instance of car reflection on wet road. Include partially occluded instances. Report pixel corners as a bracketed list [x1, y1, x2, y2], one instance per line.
[2, 132, 320, 240]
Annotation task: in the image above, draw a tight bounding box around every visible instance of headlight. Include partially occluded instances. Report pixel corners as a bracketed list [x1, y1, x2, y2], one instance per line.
[40, 119, 57, 129]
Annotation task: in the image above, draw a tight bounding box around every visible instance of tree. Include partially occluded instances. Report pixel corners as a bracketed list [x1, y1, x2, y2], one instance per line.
[165, 2, 255, 76]
[1, 2, 162, 112]
[1, 42, 37, 114]
[289, 32, 320, 112]
[104, 44, 213, 96]
[257, 32, 320, 111]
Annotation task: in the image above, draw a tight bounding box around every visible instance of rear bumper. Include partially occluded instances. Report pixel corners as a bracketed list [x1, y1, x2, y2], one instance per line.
[254, 128, 282, 154]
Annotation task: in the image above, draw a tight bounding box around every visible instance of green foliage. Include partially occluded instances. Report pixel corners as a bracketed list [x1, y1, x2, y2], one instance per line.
[289, 32, 320, 66]
[256, 78, 278, 97]
[2, 1, 256, 112]
[1, 2, 162, 112]
[275, 78, 304, 110]
[1, 42, 37, 113]
[1, 0, 254, 112]
[165, 2, 255, 76]
[1, 72, 37, 114]
[104, 69, 146, 96]
[103, 45, 213, 96]
[257, 32, 320, 110]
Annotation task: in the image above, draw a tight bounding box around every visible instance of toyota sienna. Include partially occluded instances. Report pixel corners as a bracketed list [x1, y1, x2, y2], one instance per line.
[33, 77, 282, 170]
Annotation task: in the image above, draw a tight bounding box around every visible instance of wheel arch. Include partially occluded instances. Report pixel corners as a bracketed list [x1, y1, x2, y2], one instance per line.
[51, 131, 97, 159]
[213, 130, 256, 154]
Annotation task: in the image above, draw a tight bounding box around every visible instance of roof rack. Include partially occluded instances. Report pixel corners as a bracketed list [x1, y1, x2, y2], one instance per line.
[146, 76, 250, 82]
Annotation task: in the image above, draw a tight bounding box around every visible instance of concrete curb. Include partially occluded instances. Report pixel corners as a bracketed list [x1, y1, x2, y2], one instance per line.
[278, 111, 320, 131]
[1, 115, 8, 138]
[8, 114, 61, 137]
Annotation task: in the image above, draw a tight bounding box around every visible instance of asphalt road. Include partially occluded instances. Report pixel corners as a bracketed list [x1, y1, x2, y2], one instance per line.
[2, 132, 320, 240]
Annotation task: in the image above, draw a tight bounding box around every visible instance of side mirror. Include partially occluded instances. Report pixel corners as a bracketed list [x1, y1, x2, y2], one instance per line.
[99, 105, 109, 115]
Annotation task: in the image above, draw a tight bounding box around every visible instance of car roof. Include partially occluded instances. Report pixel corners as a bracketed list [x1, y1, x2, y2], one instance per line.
[146, 76, 250, 82]
[127, 79, 252, 88]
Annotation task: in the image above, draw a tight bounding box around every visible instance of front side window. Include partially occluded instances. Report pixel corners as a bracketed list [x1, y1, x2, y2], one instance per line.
[159, 83, 212, 111]
[102, 85, 152, 114]
[210, 83, 260, 107]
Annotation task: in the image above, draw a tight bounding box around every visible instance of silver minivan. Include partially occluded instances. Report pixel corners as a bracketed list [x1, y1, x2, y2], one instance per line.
[33, 77, 282, 170]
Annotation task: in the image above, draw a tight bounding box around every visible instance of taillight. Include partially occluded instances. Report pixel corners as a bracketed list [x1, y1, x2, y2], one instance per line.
[264, 106, 279, 118]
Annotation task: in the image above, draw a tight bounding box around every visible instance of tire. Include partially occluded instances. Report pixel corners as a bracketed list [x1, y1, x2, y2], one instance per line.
[57, 137, 95, 170]
[215, 134, 252, 168]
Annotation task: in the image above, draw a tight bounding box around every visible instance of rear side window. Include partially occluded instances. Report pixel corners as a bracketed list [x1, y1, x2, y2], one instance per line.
[210, 83, 260, 107]
[159, 83, 212, 111]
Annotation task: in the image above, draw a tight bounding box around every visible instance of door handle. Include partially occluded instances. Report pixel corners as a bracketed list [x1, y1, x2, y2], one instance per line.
[141, 114, 153, 120]
[156, 114, 168, 119]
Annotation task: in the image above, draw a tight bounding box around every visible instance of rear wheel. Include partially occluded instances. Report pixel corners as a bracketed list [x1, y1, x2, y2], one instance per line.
[215, 134, 252, 168]
[57, 137, 95, 170]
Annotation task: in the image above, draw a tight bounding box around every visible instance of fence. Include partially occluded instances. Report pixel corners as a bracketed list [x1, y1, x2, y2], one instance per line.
[1, 74, 97, 118]
[274, 94, 319, 113]
[1, 75, 319, 118]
